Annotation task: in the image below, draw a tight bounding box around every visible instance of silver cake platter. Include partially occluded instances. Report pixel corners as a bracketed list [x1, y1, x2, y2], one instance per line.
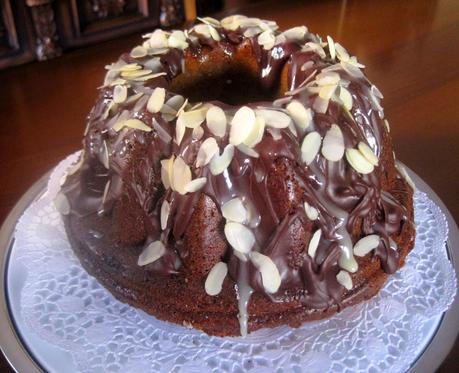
[0, 164, 458, 373]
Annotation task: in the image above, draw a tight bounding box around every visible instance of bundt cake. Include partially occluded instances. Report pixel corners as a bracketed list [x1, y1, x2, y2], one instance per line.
[57, 15, 416, 336]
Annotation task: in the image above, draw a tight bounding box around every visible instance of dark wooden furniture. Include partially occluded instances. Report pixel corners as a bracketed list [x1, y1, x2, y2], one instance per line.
[0, 0, 457, 371]
[0, 0, 184, 69]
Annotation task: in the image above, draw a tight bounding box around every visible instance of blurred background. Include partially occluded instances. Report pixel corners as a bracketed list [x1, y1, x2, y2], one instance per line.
[0, 0, 458, 372]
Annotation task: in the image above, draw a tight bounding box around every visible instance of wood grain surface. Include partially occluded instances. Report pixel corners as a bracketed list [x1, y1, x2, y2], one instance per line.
[0, 0, 457, 371]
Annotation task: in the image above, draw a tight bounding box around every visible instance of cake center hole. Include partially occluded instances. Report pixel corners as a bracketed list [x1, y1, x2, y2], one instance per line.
[170, 66, 279, 106]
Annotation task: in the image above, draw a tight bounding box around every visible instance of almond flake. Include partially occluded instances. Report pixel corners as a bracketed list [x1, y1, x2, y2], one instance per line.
[358, 142, 379, 166]
[221, 198, 247, 223]
[336, 270, 353, 290]
[353, 235, 380, 257]
[152, 119, 172, 143]
[313, 96, 329, 113]
[130, 45, 148, 58]
[210, 144, 235, 175]
[113, 85, 127, 103]
[221, 15, 246, 31]
[237, 144, 259, 158]
[208, 25, 221, 41]
[138, 241, 166, 266]
[113, 118, 152, 132]
[205, 262, 228, 296]
[172, 156, 192, 195]
[54, 192, 70, 215]
[243, 115, 265, 148]
[121, 69, 152, 79]
[319, 84, 338, 100]
[258, 30, 275, 50]
[224, 222, 255, 254]
[184, 177, 207, 193]
[175, 117, 186, 145]
[178, 107, 207, 129]
[147, 29, 168, 49]
[132, 72, 167, 82]
[197, 16, 221, 27]
[256, 109, 291, 129]
[160, 155, 174, 189]
[250, 252, 281, 293]
[160, 200, 170, 230]
[345, 148, 374, 174]
[338, 86, 353, 110]
[168, 30, 189, 49]
[286, 101, 312, 130]
[147, 87, 166, 113]
[308, 229, 322, 258]
[230, 106, 256, 145]
[196, 137, 219, 167]
[327, 35, 336, 60]
[206, 106, 227, 137]
[192, 126, 204, 140]
[282, 26, 307, 42]
[322, 124, 344, 161]
[125, 92, 144, 105]
[268, 128, 282, 140]
[301, 131, 322, 165]
[302, 42, 326, 58]
[304, 201, 319, 221]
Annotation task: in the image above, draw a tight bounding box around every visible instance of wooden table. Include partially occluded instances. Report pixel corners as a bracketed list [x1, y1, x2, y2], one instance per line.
[0, 0, 457, 371]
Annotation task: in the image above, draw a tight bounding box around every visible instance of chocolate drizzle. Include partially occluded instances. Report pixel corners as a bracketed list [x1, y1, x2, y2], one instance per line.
[61, 18, 414, 334]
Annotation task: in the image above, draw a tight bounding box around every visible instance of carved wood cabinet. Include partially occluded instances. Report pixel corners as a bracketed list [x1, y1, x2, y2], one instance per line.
[0, 0, 184, 70]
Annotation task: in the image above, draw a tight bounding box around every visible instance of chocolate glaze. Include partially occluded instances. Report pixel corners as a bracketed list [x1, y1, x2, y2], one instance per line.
[62, 21, 414, 312]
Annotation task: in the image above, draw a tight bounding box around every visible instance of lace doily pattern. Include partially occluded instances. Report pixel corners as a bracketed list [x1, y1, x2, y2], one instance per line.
[12, 154, 456, 373]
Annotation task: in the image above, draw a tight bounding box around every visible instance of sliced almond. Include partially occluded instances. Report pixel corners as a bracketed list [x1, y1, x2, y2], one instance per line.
[282, 26, 307, 42]
[160, 155, 175, 189]
[130, 45, 148, 58]
[224, 222, 255, 254]
[250, 252, 281, 294]
[206, 106, 227, 137]
[196, 137, 219, 167]
[243, 115, 265, 148]
[230, 106, 256, 145]
[166, 95, 185, 111]
[336, 270, 353, 290]
[357, 142, 378, 166]
[327, 35, 336, 60]
[168, 30, 189, 49]
[304, 201, 319, 221]
[54, 192, 70, 215]
[335, 42, 350, 62]
[308, 229, 322, 258]
[131, 72, 167, 82]
[237, 144, 259, 158]
[221, 198, 247, 223]
[147, 87, 166, 113]
[138, 241, 166, 266]
[113, 118, 152, 132]
[205, 262, 228, 296]
[184, 177, 207, 193]
[313, 96, 329, 114]
[286, 100, 312, 130]
[258, 30, 275, 50]
[345, 148, 374, 174]
[256, 109, 291, 129]
[172, 156, 192, 195]
[147, 29, 168, 49]
[384, 119, 391, 132]
[121, 69, 153, 79]
[319, 84, 337, 100]
[175, 116, 186, 145]
[178, 107, 207, 129]
[160, 200, 170, 230]
[338, 86, 353, 111]
[316, 71, 340, 86]
[321, 124, 344, 161]
[301, 131, 322, 165]
[353, 234, 380, 257]
[192, 125, 204, 140]
[113, 85, 127, 104]
[210, 144, 235, 175]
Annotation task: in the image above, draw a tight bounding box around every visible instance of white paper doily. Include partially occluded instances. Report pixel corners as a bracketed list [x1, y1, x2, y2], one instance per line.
[8, 153, 457, 373]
